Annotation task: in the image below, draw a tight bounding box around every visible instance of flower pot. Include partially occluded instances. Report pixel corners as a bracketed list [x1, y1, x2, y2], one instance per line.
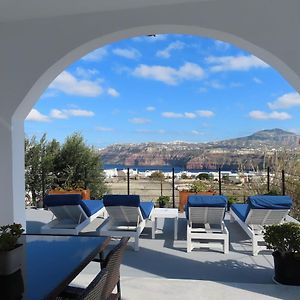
[0, 244, 23, 275]
[48, 189, 90, 200]
[273, 251, 300, 285]
[179, 191, 215, 212]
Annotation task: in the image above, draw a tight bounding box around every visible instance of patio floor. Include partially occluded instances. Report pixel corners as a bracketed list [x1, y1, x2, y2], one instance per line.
[26, 209, 300, 299]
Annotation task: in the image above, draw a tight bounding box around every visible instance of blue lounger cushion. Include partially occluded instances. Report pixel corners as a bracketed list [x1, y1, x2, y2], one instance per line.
[103, 194, 153, 219]
[140, 202, 154, 219]
[44, 194, 104, 217]
[185, 195, 228, 219]
[231, 204, 249, 222]
[231, 195, 293, 222]
[248, 195, 292, 209]
[103, 194, 140, 207]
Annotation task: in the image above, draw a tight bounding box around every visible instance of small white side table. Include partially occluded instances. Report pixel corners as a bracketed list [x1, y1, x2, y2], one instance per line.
[151, 208, 178, 240]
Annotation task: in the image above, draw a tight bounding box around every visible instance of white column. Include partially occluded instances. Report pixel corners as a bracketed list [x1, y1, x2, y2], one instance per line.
[0, 116, 26, 228]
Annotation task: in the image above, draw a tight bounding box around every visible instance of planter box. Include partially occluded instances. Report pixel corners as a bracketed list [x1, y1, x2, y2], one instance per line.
[273, 251, 300, 285]
[0, 244, 23, 275]
[48, 189, 90, 200]
[179, 190, 215, 212]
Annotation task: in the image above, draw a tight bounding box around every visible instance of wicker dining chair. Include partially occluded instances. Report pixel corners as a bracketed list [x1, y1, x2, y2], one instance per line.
[56, 267, 108, 300]
[101, 237, 129, 300]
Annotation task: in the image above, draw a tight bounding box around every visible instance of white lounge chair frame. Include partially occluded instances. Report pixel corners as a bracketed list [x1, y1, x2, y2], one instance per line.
[41, 204, 106, 235]
[187, 207, 229, 253]
[99, 206, 152, 251]
[230, 207, 290, 255]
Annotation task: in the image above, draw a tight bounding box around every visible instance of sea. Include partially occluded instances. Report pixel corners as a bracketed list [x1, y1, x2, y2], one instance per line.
[103, 164, 237, 173]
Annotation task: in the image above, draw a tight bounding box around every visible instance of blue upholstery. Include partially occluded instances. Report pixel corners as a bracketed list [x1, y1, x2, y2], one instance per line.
[231, 204, 249, 222]
[44, 194, 104, 217]
[140, 202, 154, 219]
[231, 195, 292, 222]
[103, 195, 140, 207]
[248, 195, 292, 209]
[103, 194, 153, 219]
[185, 195, 228, 219]
[80, 200, 104, 217]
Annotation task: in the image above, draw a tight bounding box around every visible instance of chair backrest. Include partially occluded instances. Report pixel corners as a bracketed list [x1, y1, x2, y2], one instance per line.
[186, 195, 227, 224]
[103, 195, 143, 224]
[101, 237, 129, 300]
[79, 268, 108, 300]
[245, 195, 292, 226]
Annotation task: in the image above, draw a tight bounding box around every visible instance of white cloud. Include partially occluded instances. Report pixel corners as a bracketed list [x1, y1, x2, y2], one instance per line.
[196, 110, 215, 117]
[82, 47, 107, 62]
[191, 130, 204, 135]
[50, 109, 68, 119]
[146, 106, 156, 112]
[205, 80, 224, 89]
[50, 71, 103, 97]
[112, 48, 141, 59]
[133, 62, 204, 85]
[96, 126, 114, 132]
[156, 41, 185, 58]
[26, 109, 50, 122]
[253, 77, 263, 84]
[206, 55, 269, 72]
[107, 88, 120, 97]
[75, 67, 99, 79]
[214, 40, 230, 51]
[129, 118, 150, 124]
[50, 108, 95, 119]
[162, 110, 213, 119]
[268, 92, 300, 109]
[249, 110, 291, 120]
[67, 109, 95, 117]
[132, 35, 167, 42]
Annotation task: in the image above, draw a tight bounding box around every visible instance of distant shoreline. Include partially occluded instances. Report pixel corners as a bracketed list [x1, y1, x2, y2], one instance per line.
[103, 164, 238, 173]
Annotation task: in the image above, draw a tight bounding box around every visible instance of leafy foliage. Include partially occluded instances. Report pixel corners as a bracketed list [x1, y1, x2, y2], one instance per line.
[189, 180, 209, 193]
[25, 133, 107, 201]
[264, 222, 300, 254]
[0, 223, 24, 251]
[157, 195, 170, 207]
[149, 171, 165, 181]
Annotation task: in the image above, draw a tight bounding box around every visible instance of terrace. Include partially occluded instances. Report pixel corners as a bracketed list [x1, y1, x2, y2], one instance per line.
[26, 208, 300, 299]
[2, 1, 300, 298]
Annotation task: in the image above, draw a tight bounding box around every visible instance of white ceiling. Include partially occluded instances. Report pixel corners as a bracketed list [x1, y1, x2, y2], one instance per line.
[0, 0, 210, 22]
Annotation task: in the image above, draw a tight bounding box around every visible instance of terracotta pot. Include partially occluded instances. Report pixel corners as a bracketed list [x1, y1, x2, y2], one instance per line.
[0, 244, 23, 275]
[178, 190, 215, 212]
[48, 189, 90, 200]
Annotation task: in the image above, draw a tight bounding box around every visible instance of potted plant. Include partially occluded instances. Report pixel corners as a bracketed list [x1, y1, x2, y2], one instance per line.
[264, 222, 300, 285]
[157, 195, 170, 208]
[0, 223, 24, 275]
[179, 180, 215, 212]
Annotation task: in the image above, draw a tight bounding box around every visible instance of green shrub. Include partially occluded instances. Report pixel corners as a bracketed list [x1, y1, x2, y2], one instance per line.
[264, 222, 300, 254]
[189, 181, 208, 193]
[157, 195, 170, 207]
[0, 223, 24, 251]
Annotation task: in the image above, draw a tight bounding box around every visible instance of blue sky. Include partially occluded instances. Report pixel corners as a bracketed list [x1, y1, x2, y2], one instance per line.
[25, 34, 300, 148]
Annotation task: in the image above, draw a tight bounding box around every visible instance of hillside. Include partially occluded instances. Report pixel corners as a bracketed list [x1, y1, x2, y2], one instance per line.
[99, 129, 300, 170]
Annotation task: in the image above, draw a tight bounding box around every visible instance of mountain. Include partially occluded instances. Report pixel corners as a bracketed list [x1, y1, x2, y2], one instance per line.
[99, 129, 300, 170]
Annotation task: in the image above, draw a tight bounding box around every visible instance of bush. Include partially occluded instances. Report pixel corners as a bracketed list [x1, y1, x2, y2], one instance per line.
[157, 195, 170, 207]
[0, 223, 24, 251]
[189, 181, 209, 193]
[264, 222, 300, 254]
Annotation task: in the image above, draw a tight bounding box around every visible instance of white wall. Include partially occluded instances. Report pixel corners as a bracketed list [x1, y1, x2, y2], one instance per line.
[1, 0, 300, 226]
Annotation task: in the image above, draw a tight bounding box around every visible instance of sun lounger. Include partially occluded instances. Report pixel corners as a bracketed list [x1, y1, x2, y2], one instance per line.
[41, 194, 106, 235]
[230, 195, 292, 255]
[186, 195, 229, 253]
[98, 195, 154, 251]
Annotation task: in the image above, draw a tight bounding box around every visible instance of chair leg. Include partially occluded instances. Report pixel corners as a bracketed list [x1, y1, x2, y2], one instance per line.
[187, 224, 192, 252]
[134, 236, 139, 251]
[117, 280, 121, 300]
[224, 236, 229, 254]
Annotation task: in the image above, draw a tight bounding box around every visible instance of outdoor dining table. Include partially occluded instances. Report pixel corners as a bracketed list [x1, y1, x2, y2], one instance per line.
[0, 234, 110, 300]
